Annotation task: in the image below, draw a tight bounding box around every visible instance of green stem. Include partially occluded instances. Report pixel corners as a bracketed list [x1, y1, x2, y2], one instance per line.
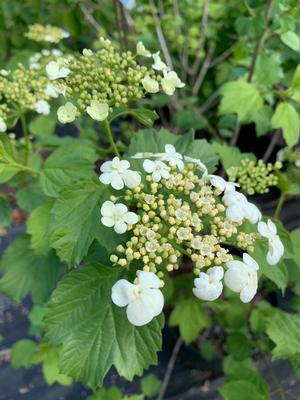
[102, 119, 120, 157]
[255, 340, 286, 400]
[274, 192, 286, 219]
[8, 162, 41, 176]
[171, 240, 190, 257]
[20, 113, 30, 164]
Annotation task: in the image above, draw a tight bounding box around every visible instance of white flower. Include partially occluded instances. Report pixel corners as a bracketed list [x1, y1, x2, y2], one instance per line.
[143, 159, 170, 182]
[111, 271, 164, 326]
[243, 202, 262, 224]
[41, 49, 50, 56]
[100, 157, 141, 190]
[131, 152, 158, 159]
[160, 144, 184, 170]
[141, 75, 159, 93]
[223, 191, 261, 223]
[57, 102, 77, 123]
[34, 100, 50, 115]
[184, 156, 208, 175]
[52, 48, 63, 57]
[225, 253, 259, 303]
[176, 227, 190, 240]
[0, 117, 7, 132]
[0, 69, 10, 76]
[46, 61, 70, 80]
[161, 71, 185, 96]
[82, 48, 93, 56]
[136, 41, 151, 57]
[207, 175, 238, 193]
[44, 84, 60, 98]
[257, 219, 284, 265]
[101, 200, 138, 234]
[152, 51, 168, 72]
[62, 30, 70, 39]
[193, 266, 224, 301]
[86, 100, 109, 121]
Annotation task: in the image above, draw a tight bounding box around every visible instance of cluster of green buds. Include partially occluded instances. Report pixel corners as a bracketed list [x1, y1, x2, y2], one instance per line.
[227, 159, 282, 195]
[53, 38, 185, 124]
[25, 23, 70, 43]
[0, 49, 70, 131]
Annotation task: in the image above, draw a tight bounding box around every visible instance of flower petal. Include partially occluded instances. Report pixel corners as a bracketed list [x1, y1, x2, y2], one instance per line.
[125, 211, 138, 225]
[126, 297, 156, 326]
[100, 160, 113, 173]
[119, 159, 130, 170]
[100, 200, 115, 217]
[114, 221, 127, 234]
[99, 172, 113, 185]
[114, 203, 128, 214]
[111, 279, 136, 307]
[240, 284, 257, 303]
[111, 174, 125, 190]
[101, 216, 114, 227]
[138, 271, 161, 289]
[140, 288, 164, 317]
[257, 221, 271, 239]
[143, 159, 155, 173]
[226, 205, 244, 222]
[122, 170, 141, 189]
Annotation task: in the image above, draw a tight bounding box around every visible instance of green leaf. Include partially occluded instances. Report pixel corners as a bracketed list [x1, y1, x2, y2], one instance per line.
[254, 53, 283, 87]
[234, 16, 265, 39]
[86, 387, 122, 400]
[141, 374, 161, 397]
[226, 368, 269, 397]
[211, 142, 256, 171]
[173, 110, 206, 130]
[49, 181, 109, 265]
[27, 201, 54, 255]
[16, 181, 48, 213]
[253, 241, 288, 292]
[40, 143, 98, 197]
[290, 64, 300, 102]
[226, 332, 251, 361]
[219, 380, 266, 400]
[0, 235, 62, 304]
[44, 264, 164, 389]
[130, 108, 159, 127]
[169, 297, 211, 344]
[250, 301, 274, 333]
[11, 339, 37, 369]
[253, 105, 273, 136]
[291, 228, 300, 265]
[42, 347, 72, 386]
[29, 113, 57, 137]
[266, 312, 300, 361]
[219, 80, 264, 123]
[0, 132, 21, 183]
[271, 102, 300, 147]
[223, 355, 253, 376]
[280, 30, 300, 52]
[0, 196, 11, 226]
[109, 107, 158, 128]
[127, 128, 218, 173]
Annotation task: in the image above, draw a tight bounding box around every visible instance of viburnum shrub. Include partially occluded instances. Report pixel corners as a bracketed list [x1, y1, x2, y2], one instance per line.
[0, 17, 298, 399]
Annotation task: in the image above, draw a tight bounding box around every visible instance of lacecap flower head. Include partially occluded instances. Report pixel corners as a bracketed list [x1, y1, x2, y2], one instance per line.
[98, 143, 284, 326]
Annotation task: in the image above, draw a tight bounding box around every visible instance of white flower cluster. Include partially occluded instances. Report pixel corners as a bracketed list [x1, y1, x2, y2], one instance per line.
[98, 144, 285, 326]
[50, 40, 184, 125]
[137, 43, 185, 96]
